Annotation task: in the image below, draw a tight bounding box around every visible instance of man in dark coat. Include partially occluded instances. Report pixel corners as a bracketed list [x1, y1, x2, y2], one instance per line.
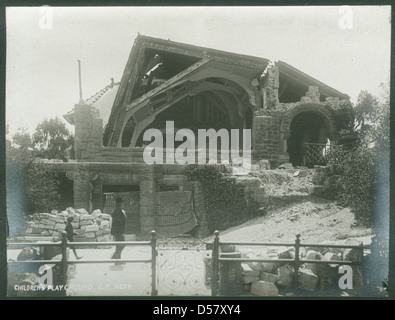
[111, 197, 127, 261]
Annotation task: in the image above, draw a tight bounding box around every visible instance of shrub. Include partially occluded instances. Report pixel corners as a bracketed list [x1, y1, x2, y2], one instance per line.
[336, 144, 375, 226]
[184, 165, 262, 233]
[6, 146, 61, 215]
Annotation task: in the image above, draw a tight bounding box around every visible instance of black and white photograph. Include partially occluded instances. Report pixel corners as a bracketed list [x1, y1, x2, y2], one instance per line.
[3, 5, 391, 299]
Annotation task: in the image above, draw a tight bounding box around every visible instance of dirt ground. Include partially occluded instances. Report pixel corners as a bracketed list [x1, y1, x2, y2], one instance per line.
[202, 168, 374, 246]
[206, 198, 374, 245]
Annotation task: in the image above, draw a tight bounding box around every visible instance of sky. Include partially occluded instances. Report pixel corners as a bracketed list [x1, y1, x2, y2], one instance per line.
[5, 6, 391, 137]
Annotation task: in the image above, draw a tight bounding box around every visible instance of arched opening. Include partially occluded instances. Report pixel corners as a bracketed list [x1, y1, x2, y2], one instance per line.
[135, 94, 234, 147]
[287, 111, 329, 167]
[244, 108, 252, 130]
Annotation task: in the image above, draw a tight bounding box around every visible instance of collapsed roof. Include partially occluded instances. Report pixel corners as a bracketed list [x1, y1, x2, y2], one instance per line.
[64, 35, 349, 146]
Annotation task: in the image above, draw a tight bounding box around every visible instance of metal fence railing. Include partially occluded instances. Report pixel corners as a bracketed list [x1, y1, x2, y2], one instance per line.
[7, 231, 158, 296]
[210, 231, 366, 296]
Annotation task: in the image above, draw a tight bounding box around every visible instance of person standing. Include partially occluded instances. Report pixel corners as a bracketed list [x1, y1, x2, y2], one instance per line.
[111, 197, 127, 261]
[65, 216, 82, 260]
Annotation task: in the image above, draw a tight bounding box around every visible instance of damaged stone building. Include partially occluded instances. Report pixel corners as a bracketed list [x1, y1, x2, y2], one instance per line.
[48, 35, 349, 238]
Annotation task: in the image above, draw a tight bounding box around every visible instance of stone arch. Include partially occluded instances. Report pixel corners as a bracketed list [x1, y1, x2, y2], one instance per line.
[280, 103, 337, 135]
[279, 103, 339, 166]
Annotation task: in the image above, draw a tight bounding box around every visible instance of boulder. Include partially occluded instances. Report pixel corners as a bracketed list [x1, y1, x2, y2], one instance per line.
[242, 252, 262, 271]
[250, 281, 279, 296]
[305, 250, 324, 275]
[278, 163, 293, 170]
[324, 252, 342, 267]
[277, 265, 294, 287]
[260, 272, 278, 283]
[261, 261, 278, 274]
[298, 268, 318, 291]
[242, 263, 260, 277]
[259, 159, 271, 170]
[278, 248, 295, 260]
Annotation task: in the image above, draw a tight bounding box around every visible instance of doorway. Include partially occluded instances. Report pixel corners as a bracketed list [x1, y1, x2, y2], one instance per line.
[102, 185, 141, 235]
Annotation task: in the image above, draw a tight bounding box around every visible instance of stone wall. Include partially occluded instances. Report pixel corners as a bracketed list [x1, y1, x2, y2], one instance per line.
[24, 208, 112, 242]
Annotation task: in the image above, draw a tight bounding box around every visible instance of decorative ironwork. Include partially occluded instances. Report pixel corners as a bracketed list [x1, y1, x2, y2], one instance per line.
[304, 143, 346, 166]
[157, 250, 210, 296]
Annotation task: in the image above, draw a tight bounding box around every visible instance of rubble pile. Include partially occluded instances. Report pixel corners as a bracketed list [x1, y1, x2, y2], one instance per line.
[224, 240, 363, 296]
[25, 208, 112, 242]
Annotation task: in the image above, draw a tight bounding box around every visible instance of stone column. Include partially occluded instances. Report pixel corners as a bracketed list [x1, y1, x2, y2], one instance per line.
[139, 171, 158, 239]
[252, 114, 282, 167]
[66, 170, 98, 213]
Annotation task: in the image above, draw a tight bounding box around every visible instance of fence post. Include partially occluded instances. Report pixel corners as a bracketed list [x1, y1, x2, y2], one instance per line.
[211, 230, 220, 296]
[61, 231, 68, 295]
[293, 234, 301, 291]
[151, 230, 158, 296]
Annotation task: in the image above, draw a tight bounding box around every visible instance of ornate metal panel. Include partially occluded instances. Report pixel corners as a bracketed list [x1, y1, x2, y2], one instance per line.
[157, 249, 211, 296]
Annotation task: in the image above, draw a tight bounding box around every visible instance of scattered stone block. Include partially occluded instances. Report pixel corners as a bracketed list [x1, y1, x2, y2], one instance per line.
[47, 214, 58, 222]
[101, 214, 112, 221]
[91, 209, 102, 218]
[260, 272, 278, 283]
[80, 214, 93, 221]
[99, 220, 110, 229]
[85, 232, 96, 238]
[76, 208, 89, 215]
[259, 159, 271, 170]
[305, 250, 324, 275]
[242, 275, 260, 284]
[278, 163, 293, 170]
[324, 252, 342, 267]
[298, 268, 318, 291]
[66, 207, 76, 215]
[80, 220, 94, 226]
[97, 235, 111, 242]
[54, 223, 66, 231]
[278, 247, 295, 260]
[250, 281, 279, 296]
[277, 265, 294, 287]
[39, 223, 54, 230]
[85, 224, 99, 232]
[95, 230, 103, 237]
[242, 263, 260, 277]
[243, 252, 262, 271]
[261, 261, 277, 274]
[38, 213, 49, 219]
[220, 244, 236, 253]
